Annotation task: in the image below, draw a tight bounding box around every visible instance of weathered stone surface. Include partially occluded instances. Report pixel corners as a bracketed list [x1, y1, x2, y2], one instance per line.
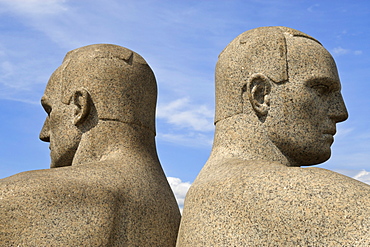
[0, 44, 180, 246]
[177, 27, 370, 246]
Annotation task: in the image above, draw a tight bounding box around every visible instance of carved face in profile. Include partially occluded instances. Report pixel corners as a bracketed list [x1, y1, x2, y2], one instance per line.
[263, 37, 348, 166]
[39, 68, 83, 168]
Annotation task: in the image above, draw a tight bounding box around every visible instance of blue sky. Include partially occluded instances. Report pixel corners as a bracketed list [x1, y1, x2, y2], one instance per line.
[0, 0, 369, 208]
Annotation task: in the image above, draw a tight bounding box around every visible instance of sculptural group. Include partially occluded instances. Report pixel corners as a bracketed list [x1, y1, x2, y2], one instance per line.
[1, 27, 369, 246]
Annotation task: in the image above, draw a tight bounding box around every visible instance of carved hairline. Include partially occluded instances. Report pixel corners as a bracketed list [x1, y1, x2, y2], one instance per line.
[63, 49, 135, 65]
[59, 44, 150, 105]
[218, 27, 322, 59]
[214, 27, 324, 124]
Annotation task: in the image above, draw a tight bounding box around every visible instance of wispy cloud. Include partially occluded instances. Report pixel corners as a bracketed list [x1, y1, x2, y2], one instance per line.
[0, 0, 219, 103]
[0, 0, 68, 16]
[0, 0, 72, 102]
[307, 4, 320, 12]
[157, 98, 214, 132]
[325, 120, 370, 172]
[0, 61, 14, 79]
[0, 53, 52, 102]
[156, 97, 214, 147]
[157, 132, 213, 148]
[334, 125, 354, 139]
[352, 170, 370, 184]
[336, 169, 370, 185]
[0, 0, 91, 49]
[332, 46, 363, 56]
[167, 177, 191, 212]
[333, 47, 350, 55]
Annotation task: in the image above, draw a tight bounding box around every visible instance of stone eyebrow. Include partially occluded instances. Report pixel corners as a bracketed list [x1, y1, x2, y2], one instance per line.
[305, 77, 341, 91]
[41, 96, 52, 113]
[41, 96, 48, 105]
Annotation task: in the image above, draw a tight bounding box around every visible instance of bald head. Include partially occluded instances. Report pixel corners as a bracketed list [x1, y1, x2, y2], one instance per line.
[215, 26, 321, 123]
[58, 44, 157, 133]
[213, 26, 347, 166]
[40, 44, 158, 168]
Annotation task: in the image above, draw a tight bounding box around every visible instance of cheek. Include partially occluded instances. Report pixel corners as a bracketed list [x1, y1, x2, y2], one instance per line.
[268, 90, 327, 141]
[49, 108, 79, 148]
[301, 94, 329, 129]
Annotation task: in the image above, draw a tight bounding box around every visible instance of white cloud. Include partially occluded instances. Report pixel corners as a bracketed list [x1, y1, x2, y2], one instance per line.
[0, 0, 83, 49]
[327, 123, 370, 173]
[0, 52, 51, 100]
[156, 98, 214, 148]
[157, 98, 214, 132]
[333, 47, 350, 55]
[0, 60, 26, 91]
[157, 132, 213, 148]
[334, 126, 354, 140]
[332, 47, 363, 56]
[352, 170, 370, 184]
[0, 61, 14, 78]
[335, 169, 370, 185]
[167, 177, 191, 212]
[0, 0, 68, 16]
[307, 4, 320, 12]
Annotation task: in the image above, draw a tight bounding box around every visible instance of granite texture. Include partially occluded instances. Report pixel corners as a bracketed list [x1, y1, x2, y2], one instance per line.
[0, 44, 180, 246]
[179, 160, 370, 246]
[177, 27, 370, 246]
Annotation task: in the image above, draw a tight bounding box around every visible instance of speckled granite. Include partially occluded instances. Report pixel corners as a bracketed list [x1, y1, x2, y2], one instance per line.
[179, 160, 370, 246]
[177, 27, 369, 246]
[0, 44, 180, 246]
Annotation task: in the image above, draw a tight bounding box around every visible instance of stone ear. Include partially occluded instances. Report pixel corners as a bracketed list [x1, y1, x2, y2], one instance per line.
[244, 73, 271, 119]
[73, 88, 91, 126]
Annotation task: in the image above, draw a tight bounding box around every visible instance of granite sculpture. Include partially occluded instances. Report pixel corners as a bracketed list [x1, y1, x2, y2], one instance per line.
[0, 44, 181, 246]
[177, 26, 370, 246]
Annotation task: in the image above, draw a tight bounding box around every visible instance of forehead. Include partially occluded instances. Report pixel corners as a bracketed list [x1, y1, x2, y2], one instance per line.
[43, 66, 63, 101]
[286, 36, 339, 83]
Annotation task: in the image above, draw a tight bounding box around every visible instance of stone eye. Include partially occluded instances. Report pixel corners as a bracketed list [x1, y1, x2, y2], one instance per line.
[312, 84, 329, 96]
[42, 103, 52, 116]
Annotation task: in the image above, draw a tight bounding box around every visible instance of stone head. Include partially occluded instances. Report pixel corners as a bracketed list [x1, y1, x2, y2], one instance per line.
[39, 44, 157, 168]
[215, 26, 348, 166]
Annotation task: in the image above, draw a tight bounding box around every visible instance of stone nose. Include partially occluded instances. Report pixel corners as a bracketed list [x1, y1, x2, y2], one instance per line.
[328, 92, 348, 123]
[39, 118, 50, 142]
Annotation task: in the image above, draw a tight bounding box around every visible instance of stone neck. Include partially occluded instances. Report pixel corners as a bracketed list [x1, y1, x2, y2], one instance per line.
[72, 120, 157, 166]
[209, 114, 291, 167]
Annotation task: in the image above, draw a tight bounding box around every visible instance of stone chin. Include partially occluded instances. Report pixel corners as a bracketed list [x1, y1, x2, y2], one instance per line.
[283, 142, 333, 167]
